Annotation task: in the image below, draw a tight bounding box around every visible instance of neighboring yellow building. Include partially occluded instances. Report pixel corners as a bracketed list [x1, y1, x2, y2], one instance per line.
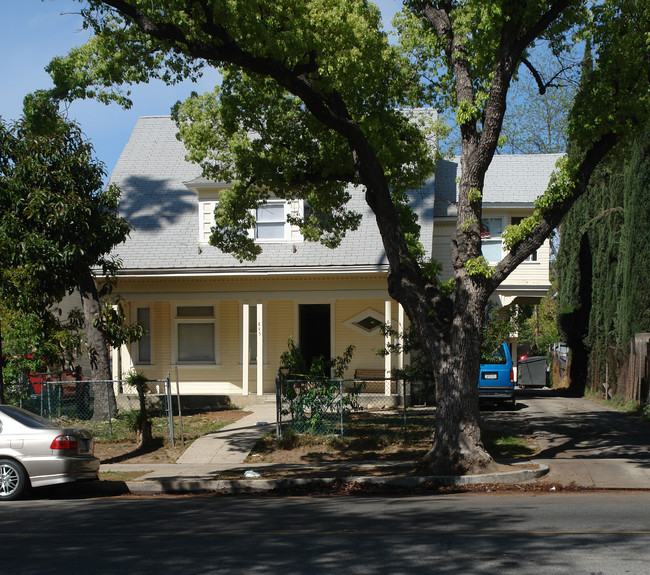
[105, 116, 556, 404]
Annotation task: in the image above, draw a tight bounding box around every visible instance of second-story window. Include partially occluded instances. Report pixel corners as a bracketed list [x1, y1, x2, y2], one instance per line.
[481, 217, 504, 262]
[255, 202, 287, 240]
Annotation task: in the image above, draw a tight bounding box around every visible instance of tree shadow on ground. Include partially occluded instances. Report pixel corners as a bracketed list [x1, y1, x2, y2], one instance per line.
[100, 436, 165, 464]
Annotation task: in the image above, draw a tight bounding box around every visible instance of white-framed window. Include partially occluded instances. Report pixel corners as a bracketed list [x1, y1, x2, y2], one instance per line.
[173, 304, 217, 365]
[134, 306, 152, 365]
[481, 217, 505, 262]
[255, 202, 288, 240]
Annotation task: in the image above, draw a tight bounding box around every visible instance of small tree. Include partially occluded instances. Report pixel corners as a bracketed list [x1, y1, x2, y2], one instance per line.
[0, 97, 131, 414]
[124, 371, 153, 449]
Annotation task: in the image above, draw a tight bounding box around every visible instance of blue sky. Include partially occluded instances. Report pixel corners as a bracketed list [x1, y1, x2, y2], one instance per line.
[1, 0, 400, 180]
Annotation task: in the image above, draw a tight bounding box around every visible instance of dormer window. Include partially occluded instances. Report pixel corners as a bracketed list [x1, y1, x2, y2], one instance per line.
[186, 178, 304, 245]
[255, 201, 289, 240]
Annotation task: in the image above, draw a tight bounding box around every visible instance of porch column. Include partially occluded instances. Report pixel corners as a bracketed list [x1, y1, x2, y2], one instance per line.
[242, 302, 249, 395]
[385, 299, 392, 396]
[256, 302, 264, 395]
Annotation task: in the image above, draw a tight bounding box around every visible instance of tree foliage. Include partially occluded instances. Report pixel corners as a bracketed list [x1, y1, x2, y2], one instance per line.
[0, 99, 131, 403]
[0, 100, 129, 303]
[557, 126, 650, 397]
[44, 0, 650, 474]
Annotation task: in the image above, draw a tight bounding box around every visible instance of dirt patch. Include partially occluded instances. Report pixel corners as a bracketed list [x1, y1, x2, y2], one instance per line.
[94, 409, 250, 464]
[245, 408, 539, 466]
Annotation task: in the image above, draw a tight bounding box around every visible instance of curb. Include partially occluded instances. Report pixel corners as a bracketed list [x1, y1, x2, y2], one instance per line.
[121, 462, 549, 495]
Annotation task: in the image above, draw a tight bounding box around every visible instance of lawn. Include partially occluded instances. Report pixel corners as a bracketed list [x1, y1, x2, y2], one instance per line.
[50, 405, 538, 473]
[55, 408, 251, 464]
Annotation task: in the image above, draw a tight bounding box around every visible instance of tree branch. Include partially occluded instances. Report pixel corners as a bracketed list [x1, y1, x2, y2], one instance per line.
[98, 1, 424, 302]
[489, 132, 619, 289]
[521, 57, 574, 95]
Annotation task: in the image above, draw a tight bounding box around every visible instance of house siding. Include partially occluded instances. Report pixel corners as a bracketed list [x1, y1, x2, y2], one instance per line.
[113, 276, 405, 395]
[335, 299, 395, 377]
[431, 215, 551, 302]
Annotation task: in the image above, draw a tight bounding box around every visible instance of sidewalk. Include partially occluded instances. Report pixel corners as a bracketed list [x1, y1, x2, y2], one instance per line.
[98, 402, 650, 495]
[175, 404, 277, 465]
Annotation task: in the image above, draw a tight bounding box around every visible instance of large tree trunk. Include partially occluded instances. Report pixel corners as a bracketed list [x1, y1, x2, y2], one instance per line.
[78, 268, 116, 421]
[427, 293, 495, 474]
[400, 275, 495, 475]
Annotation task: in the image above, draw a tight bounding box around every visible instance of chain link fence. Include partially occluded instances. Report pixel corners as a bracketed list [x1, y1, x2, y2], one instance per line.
[8, 374, 180, 443]
[276, 374, 435, 443]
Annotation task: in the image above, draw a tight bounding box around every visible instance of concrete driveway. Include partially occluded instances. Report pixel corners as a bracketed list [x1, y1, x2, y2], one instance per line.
[510, 388, 650, 488]
[515, 389, 650, 459]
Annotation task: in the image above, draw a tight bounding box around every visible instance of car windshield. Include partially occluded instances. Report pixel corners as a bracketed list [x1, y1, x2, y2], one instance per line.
[0, 406, 57, 429]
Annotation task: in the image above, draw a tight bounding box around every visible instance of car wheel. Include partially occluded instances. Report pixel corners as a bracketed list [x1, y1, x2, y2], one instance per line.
[0, 459, 28, 501]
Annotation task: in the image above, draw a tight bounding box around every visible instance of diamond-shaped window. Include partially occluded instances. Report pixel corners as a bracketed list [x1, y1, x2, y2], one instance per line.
[344, 309, 385, 336]
[354, 316, 382, 333]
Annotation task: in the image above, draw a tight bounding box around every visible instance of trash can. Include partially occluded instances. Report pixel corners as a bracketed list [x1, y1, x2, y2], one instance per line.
[517, 356, 547, 387]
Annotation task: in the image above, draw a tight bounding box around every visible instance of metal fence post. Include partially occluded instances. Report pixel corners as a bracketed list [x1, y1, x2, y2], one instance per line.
[403, 378, 407, 440]
[46, 381, 53, 420]
[106, 381, 113, 438]
[275, 370, 282, 441]
[175, 368, 185, 445]
[166, 372, 174, 448]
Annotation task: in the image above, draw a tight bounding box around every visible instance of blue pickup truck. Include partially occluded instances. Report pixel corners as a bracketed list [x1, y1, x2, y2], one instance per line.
[478, 342, 515, 408]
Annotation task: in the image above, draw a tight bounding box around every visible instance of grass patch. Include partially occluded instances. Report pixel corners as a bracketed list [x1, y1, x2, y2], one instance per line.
[586, 390, 650, 422]
[55, 409, 245, 444]
[48, 408, 250, 463]
[482, 431, 537, 459]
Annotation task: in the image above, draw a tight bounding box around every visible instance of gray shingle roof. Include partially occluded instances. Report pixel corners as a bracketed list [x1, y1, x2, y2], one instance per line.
[108, 116, 434, 274]
[433, 153, 563, 217]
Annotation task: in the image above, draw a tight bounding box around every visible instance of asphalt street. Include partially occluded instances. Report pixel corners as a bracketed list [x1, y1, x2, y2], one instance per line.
[2, 493, 650, 574]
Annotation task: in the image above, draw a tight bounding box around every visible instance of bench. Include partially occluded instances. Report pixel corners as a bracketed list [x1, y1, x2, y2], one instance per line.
[354, 369, 387, 381]
[353, 369, 394, 394]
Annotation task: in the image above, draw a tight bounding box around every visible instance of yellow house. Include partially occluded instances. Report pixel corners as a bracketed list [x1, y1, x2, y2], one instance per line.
[106, 116, 556, 404]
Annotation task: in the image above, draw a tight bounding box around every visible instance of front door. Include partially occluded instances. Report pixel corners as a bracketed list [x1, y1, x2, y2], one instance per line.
[299, 304, 331, 370]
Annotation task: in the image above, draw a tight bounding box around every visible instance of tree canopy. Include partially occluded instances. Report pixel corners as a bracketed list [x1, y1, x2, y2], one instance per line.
[0, 99, 131, 402]
[557, 126, 650, 398]
[43, 0, 650, 473]
[0, 99, 129, 305]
